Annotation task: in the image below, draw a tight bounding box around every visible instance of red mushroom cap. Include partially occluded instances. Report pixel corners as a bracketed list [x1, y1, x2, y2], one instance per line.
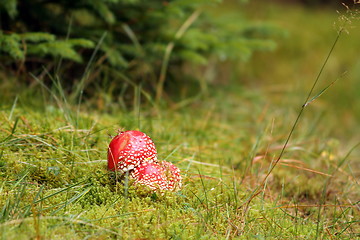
[131, 161, 168, 191]
[161, 161, 182, 191]
[107, 130, 157, 172]
[131, 161, 182, 191]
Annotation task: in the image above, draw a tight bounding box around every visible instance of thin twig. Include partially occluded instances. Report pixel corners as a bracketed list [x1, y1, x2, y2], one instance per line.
[241, 26, 345, 208]
[156, 10, 201, 103]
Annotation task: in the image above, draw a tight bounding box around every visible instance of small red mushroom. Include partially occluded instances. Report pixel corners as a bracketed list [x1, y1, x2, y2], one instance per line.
[131, 161, 168, 191]
[131, 161, 182, 191]
[161, 161, 182, 191]
[107, 130, 158, 172]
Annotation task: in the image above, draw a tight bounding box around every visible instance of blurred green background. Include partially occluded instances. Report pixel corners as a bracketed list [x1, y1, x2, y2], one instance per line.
[1, 0, 359, 124]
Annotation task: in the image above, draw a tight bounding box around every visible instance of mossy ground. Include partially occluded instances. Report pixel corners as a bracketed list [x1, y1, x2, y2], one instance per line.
[1, 2, 359, 239]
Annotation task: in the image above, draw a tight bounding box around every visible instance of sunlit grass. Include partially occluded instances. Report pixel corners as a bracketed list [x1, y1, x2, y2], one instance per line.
[1, 80, 359, 238]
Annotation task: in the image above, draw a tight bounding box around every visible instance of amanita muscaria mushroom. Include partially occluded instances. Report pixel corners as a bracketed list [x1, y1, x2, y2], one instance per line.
[131, 161, 182, 191]
[107, 130, 157, 172]
[107, 130, 182, 192]
[130, 161, 167, 191]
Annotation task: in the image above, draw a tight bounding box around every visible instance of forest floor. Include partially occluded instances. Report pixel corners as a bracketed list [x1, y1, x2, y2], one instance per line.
[0, 2, 359, 239]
